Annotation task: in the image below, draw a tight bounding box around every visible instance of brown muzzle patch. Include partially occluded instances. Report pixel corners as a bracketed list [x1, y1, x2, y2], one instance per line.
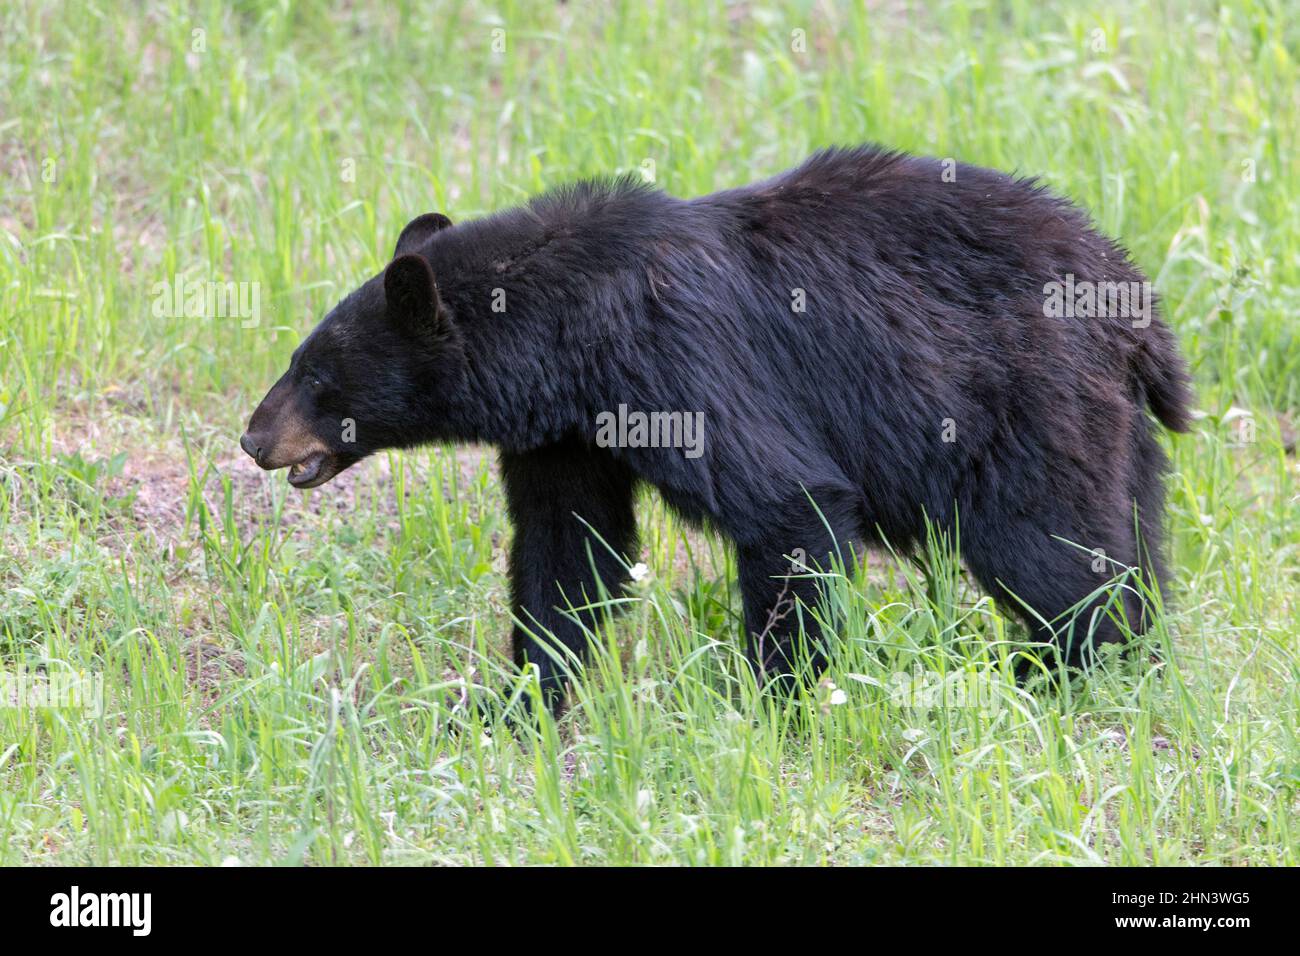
[241, 381, 329, 471]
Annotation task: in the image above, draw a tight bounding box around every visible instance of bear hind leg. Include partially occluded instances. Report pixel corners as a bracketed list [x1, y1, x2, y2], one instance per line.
[735, 487, 864, 692]
[961, 509, 1142, 674]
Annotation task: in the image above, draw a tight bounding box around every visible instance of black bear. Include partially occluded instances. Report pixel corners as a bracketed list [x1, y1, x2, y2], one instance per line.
[241, 145, 1192, 710]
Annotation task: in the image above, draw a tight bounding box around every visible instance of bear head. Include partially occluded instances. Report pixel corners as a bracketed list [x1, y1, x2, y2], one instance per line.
[240, 212, 461, 488]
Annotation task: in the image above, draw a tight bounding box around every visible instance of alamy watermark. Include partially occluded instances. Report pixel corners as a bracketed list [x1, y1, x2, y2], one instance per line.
[1043, 273, 1152, 328]
[2, 668, 103, 718]
[50, 886, 151, 936]
[151, 274, 262, 328]
[595, 404, 705, 459]
[846, 667, 1001, 715]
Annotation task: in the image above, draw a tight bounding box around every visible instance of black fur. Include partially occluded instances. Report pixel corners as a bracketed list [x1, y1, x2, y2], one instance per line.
[243, 145, 1193, 709]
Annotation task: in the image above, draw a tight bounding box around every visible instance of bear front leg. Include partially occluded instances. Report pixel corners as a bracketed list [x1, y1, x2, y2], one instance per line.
[500, 439, 639, 713]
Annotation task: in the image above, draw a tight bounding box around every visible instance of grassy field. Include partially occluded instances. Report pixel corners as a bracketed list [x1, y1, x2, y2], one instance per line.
[1, 0, 1297, 865]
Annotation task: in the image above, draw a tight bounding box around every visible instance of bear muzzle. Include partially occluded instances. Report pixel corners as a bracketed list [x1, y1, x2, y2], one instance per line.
[239, 429, 341, 489]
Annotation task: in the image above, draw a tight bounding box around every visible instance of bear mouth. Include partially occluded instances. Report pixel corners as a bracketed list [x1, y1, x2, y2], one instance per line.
[286, 452, 336, 489]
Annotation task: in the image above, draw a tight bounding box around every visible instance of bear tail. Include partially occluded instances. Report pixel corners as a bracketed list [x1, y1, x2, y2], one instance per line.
[1134, 330, 1194, 433]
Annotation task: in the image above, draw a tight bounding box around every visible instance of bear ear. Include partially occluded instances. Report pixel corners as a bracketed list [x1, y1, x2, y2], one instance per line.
[393, 212, 453, 257]
[383, 253, 449, 339]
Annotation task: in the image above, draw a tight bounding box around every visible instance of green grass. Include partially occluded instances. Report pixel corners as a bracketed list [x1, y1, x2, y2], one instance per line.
[1, 0, 1297, 865]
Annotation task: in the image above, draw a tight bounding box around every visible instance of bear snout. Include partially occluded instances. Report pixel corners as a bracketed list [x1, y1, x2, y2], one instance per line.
[240, 432, 269, 468]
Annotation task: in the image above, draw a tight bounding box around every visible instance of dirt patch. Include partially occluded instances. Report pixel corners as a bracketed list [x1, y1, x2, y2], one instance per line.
[184, 638, 246, 696]
[31, 396, 497, 550]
